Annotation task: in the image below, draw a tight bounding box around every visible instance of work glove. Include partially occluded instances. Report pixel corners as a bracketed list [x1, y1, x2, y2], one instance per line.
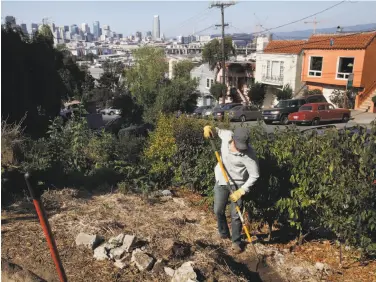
[230, 188, 245, 203]
[203, 125, 214, 139]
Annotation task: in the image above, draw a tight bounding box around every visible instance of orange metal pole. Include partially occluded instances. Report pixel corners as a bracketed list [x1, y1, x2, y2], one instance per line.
[24, 173, 67, 282]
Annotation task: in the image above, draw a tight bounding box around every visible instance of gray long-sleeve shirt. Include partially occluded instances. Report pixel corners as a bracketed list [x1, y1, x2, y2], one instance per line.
[214, 128, 259, 193]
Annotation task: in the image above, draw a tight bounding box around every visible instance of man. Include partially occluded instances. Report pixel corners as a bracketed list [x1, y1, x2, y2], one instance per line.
[203, 125, 259, 253]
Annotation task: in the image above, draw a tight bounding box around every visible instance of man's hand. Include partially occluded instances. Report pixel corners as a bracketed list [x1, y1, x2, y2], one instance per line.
[230, 188, 245, 202]
[203, 125, 214, 139]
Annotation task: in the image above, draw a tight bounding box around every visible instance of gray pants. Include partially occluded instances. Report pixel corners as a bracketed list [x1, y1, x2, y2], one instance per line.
[214, 183, 243, 245]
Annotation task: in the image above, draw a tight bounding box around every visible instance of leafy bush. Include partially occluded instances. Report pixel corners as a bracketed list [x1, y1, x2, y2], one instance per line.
[276, 84, 293, 101]
[210, 83, 227, 101]
[330, 89, 354, 109]
[303, 89, 323, 97]
[247, 82, 266, 108]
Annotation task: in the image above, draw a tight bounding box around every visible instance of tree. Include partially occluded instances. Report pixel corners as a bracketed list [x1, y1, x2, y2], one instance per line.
[210, 83, 227, 101]
[202, 37, 235, 82]
[248, 82, 266, 108]
[1, 24, 65, 137]
[276, 84, 293, 101]
[330, 89, 354, 109]
[303, 88, 323, 97]
[173, 60, 195, 80]
[113, 92, 143, 126]
[125, 46, 168, 110]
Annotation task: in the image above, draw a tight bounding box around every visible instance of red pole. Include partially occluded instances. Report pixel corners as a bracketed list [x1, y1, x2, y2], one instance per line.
[24, 173, 67, 282]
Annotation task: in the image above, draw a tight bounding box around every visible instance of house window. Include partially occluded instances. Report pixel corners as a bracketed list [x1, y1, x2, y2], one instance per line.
[266, 61, 271, 77]
[308, 56, 323, 77]
[337, 57, 354, 79]
[206, 78, 210, 88]
[211, 79, 214, 86]
[279, 61, 284, 79]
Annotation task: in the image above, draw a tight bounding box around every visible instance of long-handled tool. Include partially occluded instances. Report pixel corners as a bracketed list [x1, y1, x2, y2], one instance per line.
[24, 173, 67, 282]
[207, 135, 261, 269]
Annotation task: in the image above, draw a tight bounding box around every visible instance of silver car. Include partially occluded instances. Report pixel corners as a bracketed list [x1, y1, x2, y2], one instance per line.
[228, 105, 262, 122]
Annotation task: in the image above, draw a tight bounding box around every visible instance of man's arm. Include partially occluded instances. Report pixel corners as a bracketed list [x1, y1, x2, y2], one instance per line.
[240, 156, 259, 194]
[215, 127, 233, 142]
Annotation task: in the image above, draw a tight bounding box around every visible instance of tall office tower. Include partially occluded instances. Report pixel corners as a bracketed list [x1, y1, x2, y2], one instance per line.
[71, 24, 79, 35]
[146, 31, 152, 37]
[135, 31, 142, 38]
[20, 23, 28, 34]
[103, 25, 110, 31]
[48, 23, 56, 32]
[64, 25, 69, 32]
[153, 15, 160, 39]
[81, 23, 89, 33]
[93, 21, 100, 39]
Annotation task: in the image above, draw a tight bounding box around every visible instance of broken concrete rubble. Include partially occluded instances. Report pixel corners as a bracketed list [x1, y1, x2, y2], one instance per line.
[75, 233, 103, 250]
[164, 267, 175, 277]
[114, 254, 131, 269]
[171, 261, 197, 282]
[108, 233, 125, 247]
[122, 234, 136, 252]
[93, 245, 109, 261]
[131, 249, 154, 271]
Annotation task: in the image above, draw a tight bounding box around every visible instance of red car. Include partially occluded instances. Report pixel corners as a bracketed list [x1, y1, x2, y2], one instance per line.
[288, 103, 351, 126]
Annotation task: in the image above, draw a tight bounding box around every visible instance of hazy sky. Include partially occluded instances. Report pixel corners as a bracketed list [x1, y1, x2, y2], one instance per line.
[2, 1, 376, 37]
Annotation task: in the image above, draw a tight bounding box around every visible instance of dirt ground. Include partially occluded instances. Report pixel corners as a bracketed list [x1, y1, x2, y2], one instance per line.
[1, 189, 375, 282]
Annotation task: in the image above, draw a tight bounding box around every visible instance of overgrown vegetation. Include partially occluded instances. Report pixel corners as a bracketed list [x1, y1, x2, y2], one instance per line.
[247, 82, 266, 108]
[330, 89, 355, 109]
[276, 84, 293, 101]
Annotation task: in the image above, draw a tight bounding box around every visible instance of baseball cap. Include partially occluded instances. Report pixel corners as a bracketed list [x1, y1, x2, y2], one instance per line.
[233, 127, 250, 151]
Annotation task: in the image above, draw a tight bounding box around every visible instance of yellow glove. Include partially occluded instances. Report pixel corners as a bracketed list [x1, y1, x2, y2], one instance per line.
[230, 188, 245, 202]
[203, 125, 214, 139]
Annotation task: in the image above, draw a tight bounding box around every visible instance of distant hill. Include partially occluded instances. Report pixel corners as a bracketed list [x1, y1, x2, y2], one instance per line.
[273, 23, 376, 39]
[210, 23, 376, 41]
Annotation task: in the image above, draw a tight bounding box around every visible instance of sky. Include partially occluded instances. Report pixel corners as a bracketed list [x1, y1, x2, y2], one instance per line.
[2, 1, 376, 37]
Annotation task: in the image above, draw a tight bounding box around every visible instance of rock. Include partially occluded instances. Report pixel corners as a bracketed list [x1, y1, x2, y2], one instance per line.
[164, 267, 175, 277]
[114, 254, 131, 269]
[93, 245, 109, 261]
[173, 198, 186, 207]
[75, 233, 103, 250]
[108, 233, 125, 247]
[122, 234, 136, 252]
[109, 245, 128, 260]
[162, 190, 172, 196]
[152, 259, 164, 274]
[315, 262, 325, 271]
[172, 261, 197, 282]
[162, 239, 191, 259]
[131, 249, 154, 271]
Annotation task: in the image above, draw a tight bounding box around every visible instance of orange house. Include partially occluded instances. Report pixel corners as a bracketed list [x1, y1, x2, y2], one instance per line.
[301, 31, 376, 112]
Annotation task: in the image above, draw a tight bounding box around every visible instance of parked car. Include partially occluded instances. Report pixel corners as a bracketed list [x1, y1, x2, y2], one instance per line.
[192, 106, 212, 118]
[100, 107, 122, 115]
[213, 103, 242, 120]
[228, 105, 262, 122]
[262, 95, 327, 125]
[288, 103, 351, 125]
[203, 105, 220, 118]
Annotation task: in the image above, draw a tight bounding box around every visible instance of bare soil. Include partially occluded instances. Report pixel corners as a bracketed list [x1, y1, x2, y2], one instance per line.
[1, 189, 375, 282]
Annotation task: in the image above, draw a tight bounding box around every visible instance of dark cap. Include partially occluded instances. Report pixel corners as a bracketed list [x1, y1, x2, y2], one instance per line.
[233, 127, 250, 151]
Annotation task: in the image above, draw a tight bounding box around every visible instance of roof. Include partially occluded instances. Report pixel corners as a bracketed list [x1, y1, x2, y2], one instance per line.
[263, 40, 306, 54]
[304, 31, 376, 50]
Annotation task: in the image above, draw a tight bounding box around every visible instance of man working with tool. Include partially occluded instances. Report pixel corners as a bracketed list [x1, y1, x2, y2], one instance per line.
[204, 126, 259, 254]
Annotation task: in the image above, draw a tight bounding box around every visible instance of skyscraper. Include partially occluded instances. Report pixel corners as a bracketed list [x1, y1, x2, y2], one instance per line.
[70, 24, 79, 35]
[81, 23, 89, 33]
[20, 24, 28, 35]
[93, 21, 101, 39]
[64, 25, 69, 32]
[153, 15, 160, 39]
[135, 31, 142, 39]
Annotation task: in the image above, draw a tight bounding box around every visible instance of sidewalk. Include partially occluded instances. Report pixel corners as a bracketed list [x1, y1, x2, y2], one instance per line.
[350, 110, 376, 124]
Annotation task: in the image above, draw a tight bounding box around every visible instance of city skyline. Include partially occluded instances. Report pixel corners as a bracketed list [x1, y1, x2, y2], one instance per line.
[2, 1, 376, 37]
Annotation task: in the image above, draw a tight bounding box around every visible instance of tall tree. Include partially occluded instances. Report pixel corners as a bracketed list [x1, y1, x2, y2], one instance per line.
[125, 46, 168, 109]
[202, 37, 235, 83]
[173, 60, 195, 80]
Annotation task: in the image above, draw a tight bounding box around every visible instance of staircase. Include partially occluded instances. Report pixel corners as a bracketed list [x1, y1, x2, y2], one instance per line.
[358, 92, 375, 112]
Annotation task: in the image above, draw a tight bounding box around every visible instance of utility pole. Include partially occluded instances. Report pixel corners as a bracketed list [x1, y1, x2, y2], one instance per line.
[210, 1, 235, 104]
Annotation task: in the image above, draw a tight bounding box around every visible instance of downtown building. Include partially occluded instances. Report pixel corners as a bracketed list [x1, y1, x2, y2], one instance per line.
[153, 15, 160, 40]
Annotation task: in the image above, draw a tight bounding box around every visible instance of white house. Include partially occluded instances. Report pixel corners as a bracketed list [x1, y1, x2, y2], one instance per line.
[190, 63, 216, 107]
[255, 40, 307, 107]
